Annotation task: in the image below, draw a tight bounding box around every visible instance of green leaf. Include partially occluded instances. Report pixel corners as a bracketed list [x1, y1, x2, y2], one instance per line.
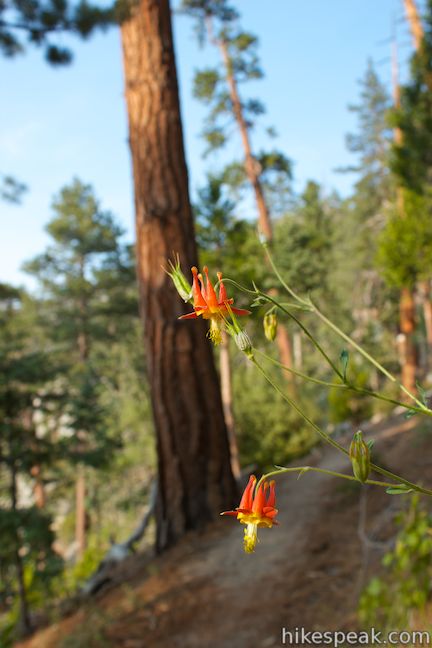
[416, 382, 428, 407]
[366, 439, 375, 450]
[340, 349, 349, 381]
[386, 484, 414, 495]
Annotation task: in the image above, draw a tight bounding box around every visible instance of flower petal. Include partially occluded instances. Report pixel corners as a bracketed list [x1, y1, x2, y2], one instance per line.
[192, 266, 208, 310]
[230, 307, 251, 316]
[178, 312, 199, 320]
[239, 475, 256, 511]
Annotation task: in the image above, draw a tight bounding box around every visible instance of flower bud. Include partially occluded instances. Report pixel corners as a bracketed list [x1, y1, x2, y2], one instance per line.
[234, 330, 253, 356]
[349, 430, 370, 483]
[263, 312, 278, 342]
[166, 257, 192, 302]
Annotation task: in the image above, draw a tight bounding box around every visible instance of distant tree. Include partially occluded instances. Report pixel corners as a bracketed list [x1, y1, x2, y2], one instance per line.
[274, 181, 334, 298]
[0, 175, 27, 203]
[381, 0, 432, 377]
[182, 0, 292, 238]
[182, 0, 296, 380]
[337, 63, 399, 369]
[120, 0, 237, 552]
[24, 179, 132, 557]
[0, 284, 62, 640]
[0, 0, 124, 64]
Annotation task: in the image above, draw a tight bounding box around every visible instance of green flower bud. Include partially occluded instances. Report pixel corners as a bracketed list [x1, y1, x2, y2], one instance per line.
[166, 256, 192, 302]
[234, 330, 253, 356]
[349, 430, 370, 483]
[263, 312, 278, 342]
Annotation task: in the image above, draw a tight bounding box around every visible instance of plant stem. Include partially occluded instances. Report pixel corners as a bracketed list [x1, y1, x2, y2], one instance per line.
[256, 292, 343, 379]
[251, 356, 432, 498]
[255, 349, 426, 416]
[262, 242, 310, 307]
[251, 356, 348, 456]
[256, 465, 396, 491]
[311, 301, 428, 411]
[261, 242, 431, 413]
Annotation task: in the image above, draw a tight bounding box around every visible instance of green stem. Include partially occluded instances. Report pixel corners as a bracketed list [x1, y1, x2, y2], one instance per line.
[262, 242, 310, 307]
[251, 356, 348, 456]
[370, 463, 432, 497]
[257, 292, 343, 379]
[311, 301, 428, 412]
[255, 349, 343, 388]
[256, 466, 396, 491]
[251, 356, 432, 498]
[255, 349, 426, 416]
[261, 243, 430, 413]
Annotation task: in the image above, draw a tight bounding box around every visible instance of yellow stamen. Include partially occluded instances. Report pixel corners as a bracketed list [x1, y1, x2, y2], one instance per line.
[243, 522, 258, 554]
[207, 318, 222, 345]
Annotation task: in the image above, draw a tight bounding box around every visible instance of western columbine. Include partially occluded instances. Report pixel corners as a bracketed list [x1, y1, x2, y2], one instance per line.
[221, 475, 278, 553]
[179, 266, 250, 345]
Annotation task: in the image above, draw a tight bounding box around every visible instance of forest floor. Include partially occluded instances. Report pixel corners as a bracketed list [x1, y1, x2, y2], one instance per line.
[17, 412, 432, 648]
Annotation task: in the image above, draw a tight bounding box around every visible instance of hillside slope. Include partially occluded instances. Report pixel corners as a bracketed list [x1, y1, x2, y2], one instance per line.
[17, 414, 432, 648]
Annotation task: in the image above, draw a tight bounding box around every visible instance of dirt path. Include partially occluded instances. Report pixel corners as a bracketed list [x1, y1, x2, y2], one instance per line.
[18, 414, 429, 648]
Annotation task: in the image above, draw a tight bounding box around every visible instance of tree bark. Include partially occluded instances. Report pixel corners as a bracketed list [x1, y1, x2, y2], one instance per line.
[213, 32, 296, 380]
[30, 465, 46, 509]
[10, 462, 32, 637]
[120, 0, 237, 551]
[217, 38, 272, 241]
[392, 42, 418, 395]
[220, 330, 240, 479]
[403, 0, 424, 51]
[75, 466, 86, 557]
[399, 287, 417, 397]
[420, 280, 432, 355]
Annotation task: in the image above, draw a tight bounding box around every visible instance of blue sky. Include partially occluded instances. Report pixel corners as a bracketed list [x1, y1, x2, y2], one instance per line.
[0, 0, 418, 286]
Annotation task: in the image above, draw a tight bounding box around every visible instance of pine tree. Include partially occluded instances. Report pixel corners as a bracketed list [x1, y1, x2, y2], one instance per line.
[0, 0, 124, 64]
[23, 178, 131, 557]
[120, 0, 237, 552]
[0, 284, 63, 640]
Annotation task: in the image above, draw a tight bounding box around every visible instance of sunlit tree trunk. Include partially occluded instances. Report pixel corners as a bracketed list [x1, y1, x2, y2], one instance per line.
[392, 42, 418, 395]
[10, 461, 32, 637]
[121, 0, 237, 551]
[403, 0, 424, 51]
[75, 466, 86, 557]
[401, 3, 432, 371]
[30, 465, 46, 509]
[211, 31, 295, 380]
[217, 38, 272, 241]
[399, 287, 417, 395]
[420, 280, 432, 354]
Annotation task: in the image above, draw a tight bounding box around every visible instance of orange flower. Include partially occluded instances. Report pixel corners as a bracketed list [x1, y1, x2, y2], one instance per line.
[221, 475, 278, 553]
[179, 266, 250, 344]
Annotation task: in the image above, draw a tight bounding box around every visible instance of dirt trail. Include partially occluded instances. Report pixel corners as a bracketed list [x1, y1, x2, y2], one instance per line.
[18, 414, 429, 648]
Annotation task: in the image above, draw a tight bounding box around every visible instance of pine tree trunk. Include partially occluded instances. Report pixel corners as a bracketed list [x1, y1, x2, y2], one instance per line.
[399, 287, 417, 396]
[30, 465, 46, 509]
[10, 463, 32, 637]
[220, 330, 240, 479]
[391, 45, 418, 397]
[421, 281, 432, 347]
[276, 324, 295, 388]
[215, 35, 297, 379]
[120, 0, 237, 552]
[75, 466, 86, 557]
[403, 0, 424, 50]
[217, 38, 272, 241]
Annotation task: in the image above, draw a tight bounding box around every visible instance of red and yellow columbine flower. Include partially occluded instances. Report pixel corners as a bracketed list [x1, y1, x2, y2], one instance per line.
[221, 475, 278, 553]
[179, 266, 250, 345]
